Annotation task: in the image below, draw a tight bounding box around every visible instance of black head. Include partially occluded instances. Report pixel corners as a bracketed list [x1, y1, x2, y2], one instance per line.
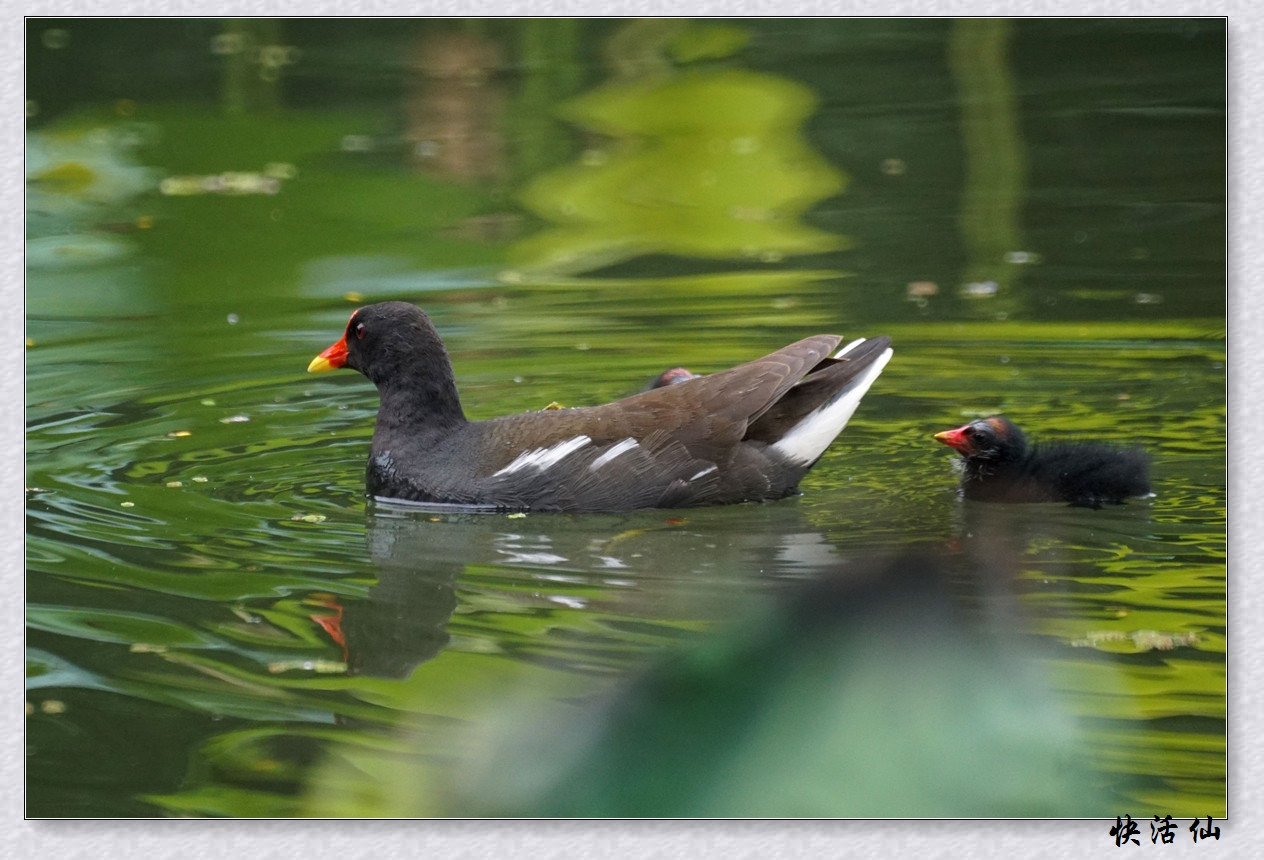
[933, 416, 1028, 462]
[308, 301, 465, 426]
[309, 301, 452, 388]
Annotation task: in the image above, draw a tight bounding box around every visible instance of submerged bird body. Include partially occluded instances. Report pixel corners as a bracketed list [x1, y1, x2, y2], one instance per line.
[309, 302, 893, 512]
[933, 416, 1150, 506]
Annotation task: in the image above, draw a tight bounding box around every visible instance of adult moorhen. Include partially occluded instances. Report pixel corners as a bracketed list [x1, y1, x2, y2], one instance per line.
[308, 301, 893, 511]
[933, 416, 1150, 506]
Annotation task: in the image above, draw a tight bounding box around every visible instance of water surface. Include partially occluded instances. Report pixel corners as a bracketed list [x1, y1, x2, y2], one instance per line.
[25, 18, 1224, 818]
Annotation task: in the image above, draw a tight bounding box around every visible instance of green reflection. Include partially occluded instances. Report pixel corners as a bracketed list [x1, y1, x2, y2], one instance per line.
[511, 57, 846, 275]
[948, 18, 1026, 312]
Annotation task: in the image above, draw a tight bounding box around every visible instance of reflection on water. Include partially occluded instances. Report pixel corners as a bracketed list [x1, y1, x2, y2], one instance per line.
[513, 65, 845, 276]
[25, 17, 1223, 818]
[452, 547, 1123, 818]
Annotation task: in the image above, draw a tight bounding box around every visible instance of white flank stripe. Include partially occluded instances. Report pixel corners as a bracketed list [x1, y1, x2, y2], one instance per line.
[771, 346, 893, 465]
[493, 435, 592, 477]
[689, 465, 718, 481]
[589, 438, 639, 471]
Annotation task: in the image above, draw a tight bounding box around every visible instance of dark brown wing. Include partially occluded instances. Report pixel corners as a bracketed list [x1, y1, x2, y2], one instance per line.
[474, 334, 844, 469]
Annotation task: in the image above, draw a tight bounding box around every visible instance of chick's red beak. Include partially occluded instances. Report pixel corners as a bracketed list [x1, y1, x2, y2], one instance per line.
[308, 336, 348, 373]
[933, 426, 971, 454]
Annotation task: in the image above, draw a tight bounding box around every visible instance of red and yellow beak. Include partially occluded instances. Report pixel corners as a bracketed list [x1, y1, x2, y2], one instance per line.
[933, 425, 970, 454]
[307, 336, 349, 373]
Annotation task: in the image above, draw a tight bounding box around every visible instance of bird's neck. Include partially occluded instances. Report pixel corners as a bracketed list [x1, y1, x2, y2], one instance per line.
[374, 368, 467, 436]
[965, 446, 1028, 481]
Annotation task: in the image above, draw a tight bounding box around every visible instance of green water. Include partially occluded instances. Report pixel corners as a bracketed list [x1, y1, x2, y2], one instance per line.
[25, 18, 1224, 818]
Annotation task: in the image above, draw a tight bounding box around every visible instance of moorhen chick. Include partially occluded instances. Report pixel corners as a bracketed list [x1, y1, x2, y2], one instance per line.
[308, 301, 893, 512]
[933, 416, 1150, 506]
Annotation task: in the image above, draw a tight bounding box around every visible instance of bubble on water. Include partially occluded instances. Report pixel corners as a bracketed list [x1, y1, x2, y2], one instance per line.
[226, 313, 240, 324]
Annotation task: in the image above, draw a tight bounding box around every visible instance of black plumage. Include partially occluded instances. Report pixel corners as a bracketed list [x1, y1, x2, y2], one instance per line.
[308, 301, 893, 512]
[933, 416, 1151, 506]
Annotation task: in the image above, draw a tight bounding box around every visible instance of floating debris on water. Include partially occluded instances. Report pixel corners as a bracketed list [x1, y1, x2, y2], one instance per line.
[220, 415, 250, 424]
[192, 476, 208, 483]
[165, 480, 183, 488]
[167, 430, 192, 438]
[1004, 250, 1041, 265]
[960, 280, 999, 299]
[121, 501, 135, 507]
[1071, 629, 1200, 652]
[267, 659, 346, 674]
[507, 512, 527, 519]
[291, 513, 327, 523]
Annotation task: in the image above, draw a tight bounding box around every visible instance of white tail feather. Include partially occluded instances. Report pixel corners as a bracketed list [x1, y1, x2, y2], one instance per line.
[833, 338, 868, 359]
[770, 345, 893, 465]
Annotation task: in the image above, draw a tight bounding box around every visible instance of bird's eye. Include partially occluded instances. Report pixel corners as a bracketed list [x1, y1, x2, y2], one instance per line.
[355, 323, 366, 340]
